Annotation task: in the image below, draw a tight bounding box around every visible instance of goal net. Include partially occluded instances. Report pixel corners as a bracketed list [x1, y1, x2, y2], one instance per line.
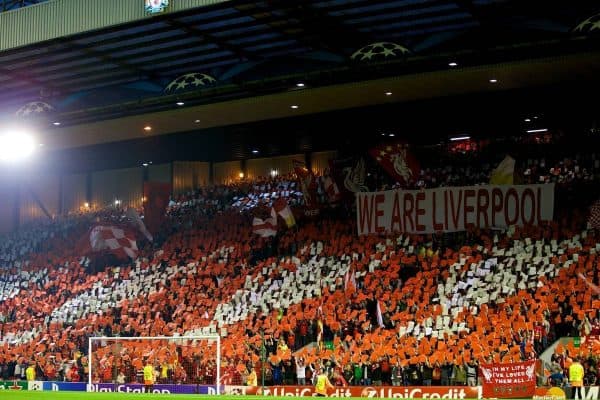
[88, 335, 221, 394]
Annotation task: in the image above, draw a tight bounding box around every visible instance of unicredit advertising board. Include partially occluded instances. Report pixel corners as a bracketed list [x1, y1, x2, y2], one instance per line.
[356, 184, 554, 235]
[223, 385, 482, 398]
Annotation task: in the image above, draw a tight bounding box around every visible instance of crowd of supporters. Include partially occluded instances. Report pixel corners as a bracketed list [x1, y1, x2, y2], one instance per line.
[0, 133, 599, 388]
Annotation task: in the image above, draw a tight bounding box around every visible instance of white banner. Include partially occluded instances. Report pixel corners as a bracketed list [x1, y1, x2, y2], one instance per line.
[356, 184, 554, 235]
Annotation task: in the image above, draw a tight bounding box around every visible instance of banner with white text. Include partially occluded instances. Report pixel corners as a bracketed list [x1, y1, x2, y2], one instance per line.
[480, 360, 537, 398]
[356, 184, 554, 235]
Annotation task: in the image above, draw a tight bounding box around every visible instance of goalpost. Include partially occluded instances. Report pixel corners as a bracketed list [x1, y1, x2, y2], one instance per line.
[88, 335, 221, 394]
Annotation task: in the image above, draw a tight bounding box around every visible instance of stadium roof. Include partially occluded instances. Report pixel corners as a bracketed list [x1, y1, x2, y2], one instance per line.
[0, 0, 599, 152]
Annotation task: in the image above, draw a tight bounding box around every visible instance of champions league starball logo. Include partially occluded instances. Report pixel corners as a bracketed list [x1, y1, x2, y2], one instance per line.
[145, 0, 169, 14]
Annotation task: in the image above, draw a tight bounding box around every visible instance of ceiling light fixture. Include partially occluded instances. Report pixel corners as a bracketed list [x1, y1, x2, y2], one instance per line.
[176, 101, 185, 106]
[388, 133, 395, 137]
[524, 118, 531, 122]
[52, 122, 61, 126]
[296, 83, 305, 87]
[385, 91, 393, 96]
[448, 62, 458, 67]
[144, 126, 152, 131]
[252, 149, 259, 154]
[194, 119, 201, 123]
[527, 128, 548, 133]
[450, 135, 471, 141]
[489, 79, 498, 83]
[290, 105, 299, 109]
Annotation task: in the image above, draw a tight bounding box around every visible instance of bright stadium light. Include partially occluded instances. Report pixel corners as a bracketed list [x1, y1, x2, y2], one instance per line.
[0, 130, 36, 162]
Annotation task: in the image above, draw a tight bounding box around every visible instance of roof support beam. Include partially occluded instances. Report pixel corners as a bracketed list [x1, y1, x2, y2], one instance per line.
[163, 18, 258, 62]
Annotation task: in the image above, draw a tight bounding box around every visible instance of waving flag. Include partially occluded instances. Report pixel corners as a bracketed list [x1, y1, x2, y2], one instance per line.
[344, 268, 356, 293]
[490, 155, 515, 185]
[273, 198, 296, 228]
[252, 208, 277, 237]
[293, 160, 320, 216]
[89, 225, 138, 259]
[376, 300, 384, 328]
[322, 174, 341, 203]
[126, 207, 153, 242]
[143, 182, 171, 235]
[369, 142, 419, 185]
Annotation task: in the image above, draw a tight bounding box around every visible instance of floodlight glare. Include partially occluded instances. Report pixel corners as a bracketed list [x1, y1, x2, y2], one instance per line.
[0, 131, 35, 162]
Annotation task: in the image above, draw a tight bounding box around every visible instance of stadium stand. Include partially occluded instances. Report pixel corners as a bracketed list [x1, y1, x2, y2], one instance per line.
[1, 2, 600, 397]
[1, 135, 600, 388]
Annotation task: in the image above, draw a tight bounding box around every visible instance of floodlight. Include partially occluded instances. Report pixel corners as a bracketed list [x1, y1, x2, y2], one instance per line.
[0, 131, 35, 162]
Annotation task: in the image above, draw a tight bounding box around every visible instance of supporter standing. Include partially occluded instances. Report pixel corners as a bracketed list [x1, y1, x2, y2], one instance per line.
[314, 367, 334, 397]
[246, 365, 257, 386]
[295, 357, 307, 385]
[422, 361, 433, 386]
[25, 362, 35, 381]
[453, 363, 466, 385]
[391, 361, 403, 386]
[143, 359, 155, 393]
[343, 364, 354, 385]
[569, 357, 584, 400]
[466, 360, 477, 386]
[352, 362, 363, 386]
[441, 361, 453, 386]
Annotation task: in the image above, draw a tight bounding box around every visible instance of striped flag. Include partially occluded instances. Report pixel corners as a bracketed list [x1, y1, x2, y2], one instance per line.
[344, 268, 356, 292]
[252, 208, 277, 237]
[273, 198, 296, 228]
[376, 300, 384, 328]
[89, 225, 138, 259]
[323, 174, 340, 203]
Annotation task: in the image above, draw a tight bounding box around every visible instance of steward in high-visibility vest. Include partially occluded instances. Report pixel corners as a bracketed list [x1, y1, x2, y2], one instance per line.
[569, 358, 584, 400]
[143, 361, 155, 393]
[314, 368, 334, 397]
[25, 363, 36, 381]
[247, 368, 257, 386]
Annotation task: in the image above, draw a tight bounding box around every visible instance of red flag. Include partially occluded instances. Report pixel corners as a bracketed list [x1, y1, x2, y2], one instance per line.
[273, 198, 296, 227]
[329, 157, 368, 203]
[322, 174, 340, 203]
[143, 182, 171, 234]
[252, 208, 278, 237]
[368, 142, 419, 185]
[88, 225, 138, 260]
[293, 160, 319, 216]
[344, 268, 356, 293]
